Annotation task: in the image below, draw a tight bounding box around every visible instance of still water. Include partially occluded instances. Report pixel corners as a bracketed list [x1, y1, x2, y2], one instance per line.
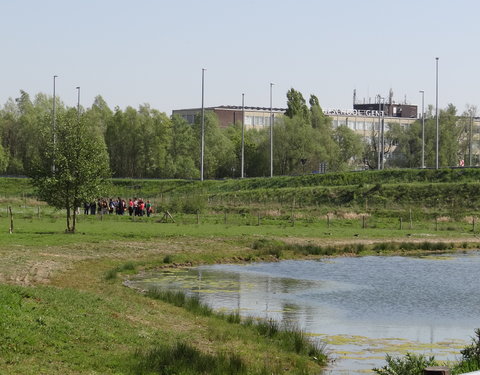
[130, 252, 480, 374]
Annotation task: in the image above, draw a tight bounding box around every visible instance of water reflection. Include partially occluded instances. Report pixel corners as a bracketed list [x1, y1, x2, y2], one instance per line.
[131, 252, 480, 374]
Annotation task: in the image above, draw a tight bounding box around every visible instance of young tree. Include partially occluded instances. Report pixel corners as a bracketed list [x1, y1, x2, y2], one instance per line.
[29, 109, 110, 233]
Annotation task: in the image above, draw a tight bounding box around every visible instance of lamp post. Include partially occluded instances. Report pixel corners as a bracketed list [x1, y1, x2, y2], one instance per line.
[419, 90, 425, 168]
[380, 97, 385, 170]
[241, 93, 245, 179]
[435, 57, 439, 170]
[76, 86, 80, 117]
[201, 68, 206, 181]
[469, 109, 474, 166]
[52, 75, 58, 173]
[270, 83, 274, 177]
[377, 95, 382, 170]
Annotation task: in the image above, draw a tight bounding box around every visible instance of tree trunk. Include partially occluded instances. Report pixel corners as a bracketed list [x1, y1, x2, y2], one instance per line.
[66, 206, 71, 232]
[72, 206, 76, 233]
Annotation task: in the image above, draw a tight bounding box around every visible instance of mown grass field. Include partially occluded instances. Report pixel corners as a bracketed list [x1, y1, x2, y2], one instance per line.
[1, 170, 480, 374]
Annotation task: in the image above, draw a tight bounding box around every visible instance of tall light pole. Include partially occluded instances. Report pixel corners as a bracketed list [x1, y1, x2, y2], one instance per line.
[377, 95, 382, 170]
[241, 93, 245, 179]
[269, 83, 274, 177]
[76, 86, 81, 117]
[419, 90, 425, 168]
[380, 97, 385, 169]
[201, 68, 206, 181]
[435, 57, 439, 169]
[52, 75, 58, 173]
[469, 109, 474, 166]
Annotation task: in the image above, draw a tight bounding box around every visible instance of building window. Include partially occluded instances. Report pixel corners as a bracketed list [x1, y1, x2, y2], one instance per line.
[254, 116, 264, 126]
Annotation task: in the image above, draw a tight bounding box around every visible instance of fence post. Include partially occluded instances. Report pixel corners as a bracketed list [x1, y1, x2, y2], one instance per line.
[37, 206, 40, 219]
[399, 217, 403, 230]
[224, 211, 227, 225]
[409, 208, 413, 229]
[327, 214, 331, 228]
[8, 206, 13, 234]
[435, 216, 438, 231]
[473, 217, 476, 233]
[257, 212, 261, 226]
[291, 197, 295, 227]
[196, 210, 200, 225]
[362, 215, 366, 229]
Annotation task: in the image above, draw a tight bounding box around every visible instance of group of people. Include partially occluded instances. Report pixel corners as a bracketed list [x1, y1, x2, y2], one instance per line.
[83, 198, 154, 217]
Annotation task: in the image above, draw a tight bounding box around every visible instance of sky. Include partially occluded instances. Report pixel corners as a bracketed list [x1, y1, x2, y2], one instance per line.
[1, 0, 479, 115]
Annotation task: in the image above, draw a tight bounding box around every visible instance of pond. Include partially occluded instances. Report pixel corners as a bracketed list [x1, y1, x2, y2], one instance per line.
[129, 252, 480, 374]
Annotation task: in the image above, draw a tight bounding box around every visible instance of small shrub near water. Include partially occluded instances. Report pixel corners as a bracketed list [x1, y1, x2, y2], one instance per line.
[133, 341, 247, 375]
[104, 261, 137, 280]
[373, 328, 480, 375]
[147, 288, 214, 317]
[373, 352, 437, 375]
[452, 328, 480, 374]
[251, 238, 284, 258]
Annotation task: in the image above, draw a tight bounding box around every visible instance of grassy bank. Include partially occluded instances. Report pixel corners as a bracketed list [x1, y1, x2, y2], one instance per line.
[3, 169, 480, 222]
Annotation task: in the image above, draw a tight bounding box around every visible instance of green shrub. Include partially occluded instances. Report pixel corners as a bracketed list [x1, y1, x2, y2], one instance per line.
[251, 238, 285, 258]
[452, 328, 480, 374]
[373, 353, 437, 375]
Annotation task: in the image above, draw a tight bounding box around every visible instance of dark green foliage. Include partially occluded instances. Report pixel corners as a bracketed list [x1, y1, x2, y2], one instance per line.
[373, 353, 437, 375]
[104, 262, 137, 280]
[133, 341, 247, 375]
[146, 289, 214, 316]
[452, 328, 480, 374]
[252, 238, 285, 258]
[256, 318, 279, 337]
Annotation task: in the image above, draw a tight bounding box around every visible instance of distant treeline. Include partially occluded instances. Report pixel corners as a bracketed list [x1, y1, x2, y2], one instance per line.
[0, 89, 364, 179]
[0, 89, 475, 179]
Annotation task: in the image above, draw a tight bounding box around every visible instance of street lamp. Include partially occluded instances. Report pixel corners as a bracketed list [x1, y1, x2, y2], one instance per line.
[241, 93, 245, 179]
[380, 98, 385, 170]
[469, 109, 474, 166]
[52, 75, 58, 173]
[201, 68, 206, 181]
[435, 57, 439, 169]
[76, 86, 80, 117]
[377, 95, 384, 170]
[270, 83, 274, 177]
[419, 90, 425, 168]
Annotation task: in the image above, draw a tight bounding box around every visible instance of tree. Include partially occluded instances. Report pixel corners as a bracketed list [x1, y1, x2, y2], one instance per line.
[29, 109, 111, 233]
[0, 143, 7, 173]
[309, 95, 340, 171]
[333, 125, 364, 170]
[386, 122, 418, 168]
[285, 88, 310, 122]
[169, 115, 198, 178]
[193, 111, 234, 178]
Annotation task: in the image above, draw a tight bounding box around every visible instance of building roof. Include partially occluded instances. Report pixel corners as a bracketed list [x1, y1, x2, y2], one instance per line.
[173, 105, 286, 113]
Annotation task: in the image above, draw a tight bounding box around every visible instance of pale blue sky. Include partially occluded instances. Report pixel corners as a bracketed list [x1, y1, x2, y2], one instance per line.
[1, 0, 478, 115]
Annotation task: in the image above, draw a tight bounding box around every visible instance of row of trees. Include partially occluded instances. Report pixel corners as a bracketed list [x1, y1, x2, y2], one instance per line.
[0, 89, 476, 179]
